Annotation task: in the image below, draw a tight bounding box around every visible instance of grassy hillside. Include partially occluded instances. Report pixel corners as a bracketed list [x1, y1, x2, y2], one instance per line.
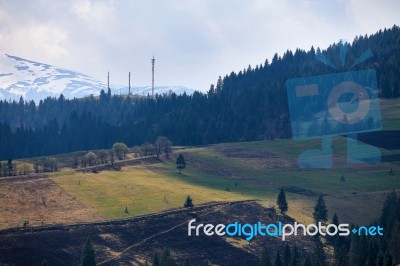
[2, 98, 399, 229]
[50, 138, 399, 226]
[52, 167, 249, 219]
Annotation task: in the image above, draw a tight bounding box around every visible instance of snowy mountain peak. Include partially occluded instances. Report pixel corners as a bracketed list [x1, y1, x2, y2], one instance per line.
[0, 54, 194, 102]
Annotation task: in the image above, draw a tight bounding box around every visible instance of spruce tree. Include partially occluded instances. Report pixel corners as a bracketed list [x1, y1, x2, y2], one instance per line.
[176, 154, 186, 174]
[376, 250, 384, 266]
[383, 250, 393, 266]
[277, 188, 288, 214]
[274, 250, 283, 266]
[313, 237, 326, 266]
[153, 252, 160, 266]
[303, 256, 312, 266]
[332, 213, 339, 225]
[260, 247, 272, 266]
[390, 221, 400, 264]
[7, 158, 13, 176]
[328, 213, 339, 246]
[289, 246, 299, 266]
[184, 195, 193, 208]
[380, 190, 398, 234]
[313, 195, 328, 223]
[160, 246, 175, 266]
[283, 244, 291, 266]
[81, 237, 96, 266]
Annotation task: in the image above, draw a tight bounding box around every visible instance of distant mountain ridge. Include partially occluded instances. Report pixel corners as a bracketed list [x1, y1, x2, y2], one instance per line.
[0, 54, 194, 102]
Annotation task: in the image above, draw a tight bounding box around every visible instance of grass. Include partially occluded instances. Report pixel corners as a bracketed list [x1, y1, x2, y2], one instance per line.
[52, 165, 250, 219]
[51, 142, 399, 225]
[46, 98, 400, 225]
[175, 138, 400, 224]
[380, 98, 400, 130]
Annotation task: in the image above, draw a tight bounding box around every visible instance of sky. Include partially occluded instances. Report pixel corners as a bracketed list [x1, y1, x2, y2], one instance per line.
[0, 0, 399, 92]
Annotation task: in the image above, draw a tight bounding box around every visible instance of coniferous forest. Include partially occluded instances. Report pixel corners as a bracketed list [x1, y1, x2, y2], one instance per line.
[0, 25, 399, 160]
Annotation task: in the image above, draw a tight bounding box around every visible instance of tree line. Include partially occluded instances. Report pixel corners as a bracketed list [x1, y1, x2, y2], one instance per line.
[0, 157, 59, 177]
[0, 25, 399, 160]
[0, 135, 173, 176]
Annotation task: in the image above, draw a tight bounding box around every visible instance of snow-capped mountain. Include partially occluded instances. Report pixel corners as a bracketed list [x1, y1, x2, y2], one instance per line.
[0, 54, 194, 102]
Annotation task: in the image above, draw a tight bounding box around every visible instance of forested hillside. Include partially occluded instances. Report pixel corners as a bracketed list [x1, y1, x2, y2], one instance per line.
[0, 25, 399, 160]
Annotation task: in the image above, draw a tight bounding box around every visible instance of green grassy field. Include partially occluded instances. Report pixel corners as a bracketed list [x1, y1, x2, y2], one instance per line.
[179, 143, 399, 224]
[51, 141, 399, 225]
[52, 166, 249, 219]
[380, 98, 400, 130]
[49, 98, 400, 225]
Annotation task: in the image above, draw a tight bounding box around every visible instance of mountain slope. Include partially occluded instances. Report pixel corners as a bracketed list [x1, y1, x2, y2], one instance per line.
[0, 54, 193, 102]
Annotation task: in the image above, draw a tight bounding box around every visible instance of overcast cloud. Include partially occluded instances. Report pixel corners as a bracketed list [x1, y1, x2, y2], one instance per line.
[0, 0, 399, 91]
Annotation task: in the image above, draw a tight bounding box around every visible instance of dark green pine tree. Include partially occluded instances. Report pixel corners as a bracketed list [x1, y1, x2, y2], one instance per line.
[366, 239, 379, 266]
[283, 244, 291, 266]
[81, 237, 96, 266]
[274, 250, 283, 266]
[289, 246, 299, 266]
[313, 237, 326, 266]
[176, 154, 186, 174]
[40, 259, 48, 266]
[184, 195, 193, 208]
[349, 234, 369, 266]
[376, 250, 384, 266]
[390, 221, 400, 265]
[303, 256, 312, 266]
[380, 190, 398, 235]
[332, 213, 339, 226]
[313, 195, 328, 223]
[153, 252, 160, 266]
[328, 213, 339, 246]
[259, 247, 272, 266]
[160, 246, 175, 266]
[277, 188, 288, 214]
[107, 87, 112, 100]
[383, 250, 393, 266]
[7, 158, 13, 176]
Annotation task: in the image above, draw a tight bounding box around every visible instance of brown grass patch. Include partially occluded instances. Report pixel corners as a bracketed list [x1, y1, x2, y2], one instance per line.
[0, 175, 103, 229]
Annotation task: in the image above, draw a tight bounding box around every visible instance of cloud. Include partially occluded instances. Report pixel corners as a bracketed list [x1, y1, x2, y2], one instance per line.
[25, 24, 68, 58]
[0, 22, 68, 61]
[0, 0, 399, 92]
[346, 0, 400, 33]
[71, 0, 116, 31]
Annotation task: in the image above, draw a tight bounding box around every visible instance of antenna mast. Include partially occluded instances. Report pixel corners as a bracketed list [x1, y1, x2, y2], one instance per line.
[107, 71, 110, 89]
[129, 72, 131, 95]
[151, 55, 155, 98]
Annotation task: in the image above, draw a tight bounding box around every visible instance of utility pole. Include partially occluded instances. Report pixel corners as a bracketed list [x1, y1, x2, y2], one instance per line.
[151, 55, 155, 99]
